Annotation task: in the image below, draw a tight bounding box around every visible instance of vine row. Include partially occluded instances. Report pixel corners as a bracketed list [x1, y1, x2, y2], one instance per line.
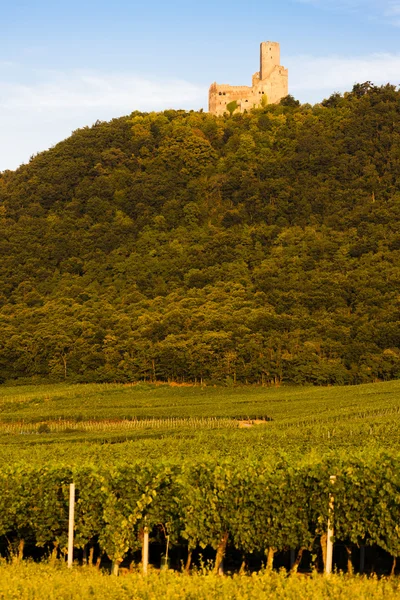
[1, 452, 399, 569]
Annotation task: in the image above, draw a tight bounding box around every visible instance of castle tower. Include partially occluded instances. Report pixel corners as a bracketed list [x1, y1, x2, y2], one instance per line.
[260, 41, 280, 80]
[208, 41, 288, 116]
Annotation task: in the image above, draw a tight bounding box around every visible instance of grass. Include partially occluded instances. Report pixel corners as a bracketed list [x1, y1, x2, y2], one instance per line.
[0, 562, 399, 599]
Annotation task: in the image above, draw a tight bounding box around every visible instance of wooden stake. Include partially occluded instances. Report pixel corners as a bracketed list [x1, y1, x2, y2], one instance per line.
[142, 526, 149, 575]
[325, 475, 336, 575]
[67, 483, 75, 568]
[112, 560, 121, 576]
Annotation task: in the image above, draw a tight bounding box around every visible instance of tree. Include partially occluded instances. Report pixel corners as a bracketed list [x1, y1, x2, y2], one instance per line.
[279, 94, 300, 107]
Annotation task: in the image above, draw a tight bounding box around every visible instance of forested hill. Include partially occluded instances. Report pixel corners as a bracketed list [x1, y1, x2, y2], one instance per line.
[1, 83, 400, 386]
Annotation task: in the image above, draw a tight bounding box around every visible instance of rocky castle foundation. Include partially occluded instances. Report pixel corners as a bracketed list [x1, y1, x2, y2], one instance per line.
[209, 41, 288, 116]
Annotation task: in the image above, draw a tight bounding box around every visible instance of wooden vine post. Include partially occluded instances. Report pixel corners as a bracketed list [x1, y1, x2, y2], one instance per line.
[67, 483, 75, 568]
[142, 524, 149, 575]
[325, 475, 336, 575]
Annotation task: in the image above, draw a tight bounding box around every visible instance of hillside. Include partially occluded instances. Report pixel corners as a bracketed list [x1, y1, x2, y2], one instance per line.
[1, 83, 400, 385]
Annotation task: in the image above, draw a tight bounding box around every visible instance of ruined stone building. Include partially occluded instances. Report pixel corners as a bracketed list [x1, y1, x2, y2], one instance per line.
[209, 42, 288, 116]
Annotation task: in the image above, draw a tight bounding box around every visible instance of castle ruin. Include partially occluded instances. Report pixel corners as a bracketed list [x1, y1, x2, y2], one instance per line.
[209, 41, 288, 116]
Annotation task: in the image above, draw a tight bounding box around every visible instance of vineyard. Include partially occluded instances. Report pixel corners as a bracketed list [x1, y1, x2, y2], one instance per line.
[0, 380, 399, 466]
[1, 452, 400, 574]
[0, 380, 399, 582]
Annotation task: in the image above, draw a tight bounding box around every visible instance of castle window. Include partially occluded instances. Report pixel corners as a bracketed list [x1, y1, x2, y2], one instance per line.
[262, 91, 265, 94]
[245, 99, 248, 102]
[219, 92, 222, 95]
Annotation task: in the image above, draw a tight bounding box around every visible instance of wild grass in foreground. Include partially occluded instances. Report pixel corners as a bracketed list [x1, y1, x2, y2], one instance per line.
[0, 562, 399, 600]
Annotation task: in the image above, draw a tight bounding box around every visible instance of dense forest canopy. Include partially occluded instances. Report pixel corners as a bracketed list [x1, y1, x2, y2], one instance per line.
[1, 83, 400, 385]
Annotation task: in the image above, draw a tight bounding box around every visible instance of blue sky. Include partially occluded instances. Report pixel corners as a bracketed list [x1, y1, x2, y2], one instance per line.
[1, 0, 400, 170]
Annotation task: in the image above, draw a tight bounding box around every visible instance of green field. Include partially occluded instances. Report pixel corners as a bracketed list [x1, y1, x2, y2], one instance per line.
[0, 380, 399, 465]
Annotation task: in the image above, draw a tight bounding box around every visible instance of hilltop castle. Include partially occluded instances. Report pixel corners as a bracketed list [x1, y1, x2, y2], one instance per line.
[209, 41, 288, 116]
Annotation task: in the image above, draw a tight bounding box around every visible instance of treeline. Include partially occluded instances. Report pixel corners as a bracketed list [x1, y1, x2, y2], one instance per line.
[1, 82, 400, 385]
[1, 451, 400, 572]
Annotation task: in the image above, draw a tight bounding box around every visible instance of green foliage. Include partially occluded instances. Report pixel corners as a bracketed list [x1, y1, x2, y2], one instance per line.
[37, 423, 50, 433]
[179, 459, 316, 554]
[279, 94, 300, 107]
[1, 452, 400, 563]
[1, 85, 400, 386]
[226, 100, 239, 115]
